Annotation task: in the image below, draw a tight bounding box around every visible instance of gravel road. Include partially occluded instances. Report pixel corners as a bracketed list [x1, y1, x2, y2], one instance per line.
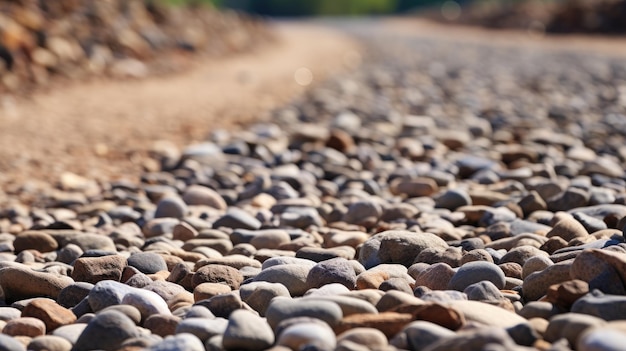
[1, 18, 626, 351]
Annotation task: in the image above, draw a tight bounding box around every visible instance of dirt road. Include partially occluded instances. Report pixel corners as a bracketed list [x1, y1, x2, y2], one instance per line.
[0, 23, 360, 186]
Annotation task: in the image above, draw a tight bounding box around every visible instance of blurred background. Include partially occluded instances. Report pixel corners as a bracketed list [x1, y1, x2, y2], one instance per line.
[169, 0, 626, 34]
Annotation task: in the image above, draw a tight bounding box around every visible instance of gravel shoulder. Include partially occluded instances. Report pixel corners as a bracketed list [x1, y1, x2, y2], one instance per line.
[0, 22, 360, 186]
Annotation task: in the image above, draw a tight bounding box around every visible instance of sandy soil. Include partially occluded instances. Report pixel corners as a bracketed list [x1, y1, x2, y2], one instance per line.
[0, 22, 361, 187]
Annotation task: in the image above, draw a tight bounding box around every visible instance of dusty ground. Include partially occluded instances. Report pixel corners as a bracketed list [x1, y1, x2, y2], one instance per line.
[0, 23, 360, 186]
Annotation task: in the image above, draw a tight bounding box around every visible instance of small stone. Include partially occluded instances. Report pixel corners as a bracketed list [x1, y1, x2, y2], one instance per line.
[306, 257, 357, 290]
[127, 252, 168, 275]
[193, 282, 231, 301]
[182, 185, 227, 210]
[144, 314, 180, 338]
[214, 208, 262, 230]
[424, 327, 518, 351]
[523, 261, 572, 301]
[390, 178, 439, 198]
[277, 322, 337, 351]
[253, 264, 311, 296]
[448, 261, 505, 291]
[414, 263, 455, 290]
[13, 231, 58, 253]
[121, 289, 171, 321]
[222, 309, 274, 351]
[333, 312, 413, 338]
[175, 317, 228, 342]
[544, 313, 606, 346]
[0, 334, 26, 351]
[545, 279, 589, 308]
[71, 254, 127, 284]
[21, 299, 76, 332]
[434, 189, 472, 211]
[87, 280, 135, 312]
[342, 200, 382, 228]
[337, 328, 388, 349]
[27, 335, 73, 351]
[578, 322, 626, 351]
[148, 333, 205, 351]
[239, 281, 291, 316]
[448, 300, 527, 327]
[358, 230, 448, 268]
[154, 196, 188, 219]
[522, 255, 554, 279]
[0, 266, 73, 303]
[400, 321, 456, 351]
[464, 281, 504, 301]
[265, 297, 343, 330]
[547, 216, 589, 242]
[2, 317, 45, 337]
[192, 264, 243, 290]
[571, 293, 626, 321]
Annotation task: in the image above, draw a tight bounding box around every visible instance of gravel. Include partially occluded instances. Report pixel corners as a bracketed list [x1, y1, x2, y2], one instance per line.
[0, 20, 626, 351]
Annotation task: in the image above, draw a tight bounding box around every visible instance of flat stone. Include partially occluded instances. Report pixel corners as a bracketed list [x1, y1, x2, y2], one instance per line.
[182, 185, 227, 210]
[2, 317, 45, 337]
[71, 254, 127, 284]
[21, 299, 76, 332]
[127, 252, 168, 274]
[572, 292, 626, 321]
[13, 231, 58, 253]
[0, 266, 74, 303]
[265, 297, 343, 330]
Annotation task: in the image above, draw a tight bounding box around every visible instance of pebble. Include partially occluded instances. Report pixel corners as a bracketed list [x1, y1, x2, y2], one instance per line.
[306, 257, 357, 290]
[358, 230, 448, 268]
[544, 313, 606, 345]
[175, 318, 228, 342]
[276, 322, 337, 350]
[154, 196, 188, 219]
[182, 185, 227, 210]
[222, 309, 274, 350]
[0, 266, 74, 302]
[71, 254, 127, 284]
[448, 261, 506, 291]
[265, 297, 343, 330]
[71, 310, 140, 351]
[578, 322, 626, 351]
[27, 335, 73, 351]
[127, 252, 168, 274]
[2, 317, 46, 337]
[21, 299, 76, 332]
[253, 264, 311, 296]
[192, 264, 243, 291]
[148, 333, 205, 351]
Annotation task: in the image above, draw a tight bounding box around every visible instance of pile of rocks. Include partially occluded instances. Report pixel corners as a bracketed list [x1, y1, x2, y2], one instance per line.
[0, 23, 626, 351]
[0, 0, 271, 93]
